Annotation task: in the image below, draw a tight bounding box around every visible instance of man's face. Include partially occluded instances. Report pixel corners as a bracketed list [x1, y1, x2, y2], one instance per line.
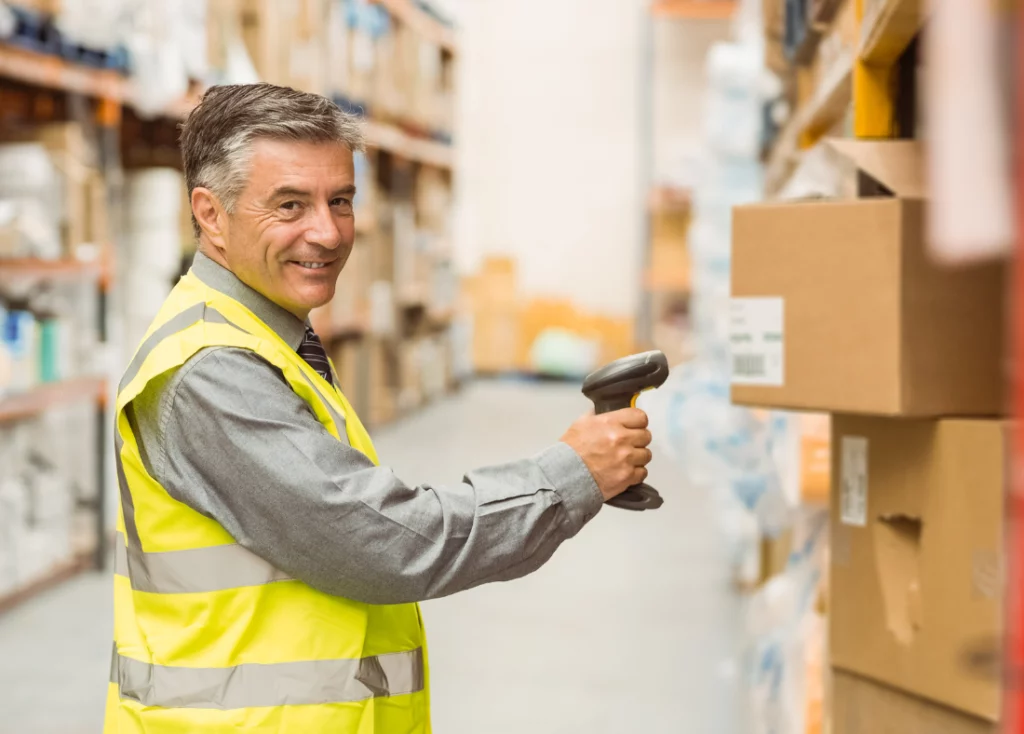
[221, 139, 357, 319]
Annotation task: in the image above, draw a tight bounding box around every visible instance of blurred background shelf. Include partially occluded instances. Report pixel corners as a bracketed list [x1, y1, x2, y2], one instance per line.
[650, 0, 738, 19]
[363, 120, 454, 168]
[0, 258, 104, 281]
[765, 51, 853, 195]
[0, 377, 107, 423]
[324, 318, 368, 342]
[370, 0, 458, 52]
[0, 551, 94, 616]
[0, 42, 125, 101]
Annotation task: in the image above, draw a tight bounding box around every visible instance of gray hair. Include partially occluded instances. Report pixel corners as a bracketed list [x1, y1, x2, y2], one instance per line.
[179, 83, 365, 239]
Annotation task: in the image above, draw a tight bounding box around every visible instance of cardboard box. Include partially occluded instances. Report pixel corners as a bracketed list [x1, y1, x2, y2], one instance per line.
[516, 298, 634, 373]
[830, 415, 1005, 720]
[469, 257, 518, 310]
[4, 122, 100, 257]
[240, 0, 328, 93]
[329, 340, 366, 418]
[397, 337, 423, 411]
[331, 241, 370, 328]
[367, 338, 398, 427]
[471, 308, 520, 374]
[466, 257, 520, 373]
[731, 141, 1006, 417]
[832, 669, 996, 734]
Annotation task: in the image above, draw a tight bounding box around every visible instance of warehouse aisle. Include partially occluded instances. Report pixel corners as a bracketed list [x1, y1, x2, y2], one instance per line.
[0, 380, 744, 734]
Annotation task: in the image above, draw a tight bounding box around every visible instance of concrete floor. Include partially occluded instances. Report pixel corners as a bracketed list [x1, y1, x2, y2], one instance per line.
[0, 380, 745, 733]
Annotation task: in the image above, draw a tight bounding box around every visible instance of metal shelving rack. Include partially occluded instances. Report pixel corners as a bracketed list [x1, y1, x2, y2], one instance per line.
[0, 36, 123, 606]
[0, 2, 460, 612]
[1007, 4, 1024, 728]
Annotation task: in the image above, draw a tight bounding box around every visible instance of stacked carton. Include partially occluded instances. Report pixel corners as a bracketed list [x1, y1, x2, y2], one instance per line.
[464, 257, 519, 374]
[224, 0, 454, 134]
[0, 122, 108, 262]
[731, 139, 1006, 731]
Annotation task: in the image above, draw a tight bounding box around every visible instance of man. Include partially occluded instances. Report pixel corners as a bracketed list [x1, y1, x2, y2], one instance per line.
[104, 83, 653, 733]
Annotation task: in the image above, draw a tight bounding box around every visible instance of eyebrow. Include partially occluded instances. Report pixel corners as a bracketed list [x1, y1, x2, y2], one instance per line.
[268, 186, 311, 201]
[268, 185, 357, 201]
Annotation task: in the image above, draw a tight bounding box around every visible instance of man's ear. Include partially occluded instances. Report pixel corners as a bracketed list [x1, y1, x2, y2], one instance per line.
[191, 187, 229, 252]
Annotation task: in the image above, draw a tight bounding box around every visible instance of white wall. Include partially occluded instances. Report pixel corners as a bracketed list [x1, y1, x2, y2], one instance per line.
[449, 4, 730, 318]
[652, 19, 732, 185]
[450, 0, 646, 318]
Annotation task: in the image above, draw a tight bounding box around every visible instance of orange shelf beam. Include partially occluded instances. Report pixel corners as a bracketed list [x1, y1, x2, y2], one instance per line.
[0, 377, 107, 423]
[0, 257, 104, 280]
[0, 42, 125, 101]
[370, 0, 457, 52]
[651, 0, 737, 20]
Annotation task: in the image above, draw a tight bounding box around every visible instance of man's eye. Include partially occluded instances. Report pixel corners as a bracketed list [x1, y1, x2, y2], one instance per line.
[331, 197, 353, 208]
[280, 201, 301, 212]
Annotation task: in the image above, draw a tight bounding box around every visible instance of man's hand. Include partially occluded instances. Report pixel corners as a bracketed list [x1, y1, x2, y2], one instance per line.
[560, 408, 653, 502]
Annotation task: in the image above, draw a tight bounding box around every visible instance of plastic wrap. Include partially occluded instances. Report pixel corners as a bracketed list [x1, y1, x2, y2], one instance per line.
[642, 31, 824, 733]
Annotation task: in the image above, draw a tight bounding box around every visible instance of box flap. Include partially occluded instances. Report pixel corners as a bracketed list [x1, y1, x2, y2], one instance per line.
[825, 139, 926, 198]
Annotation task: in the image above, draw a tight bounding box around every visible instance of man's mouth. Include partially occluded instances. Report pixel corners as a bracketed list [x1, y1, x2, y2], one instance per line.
[293, 261, 332, 270]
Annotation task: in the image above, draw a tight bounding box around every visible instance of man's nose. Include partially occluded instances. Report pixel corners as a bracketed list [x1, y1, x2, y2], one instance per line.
[305, 203, 343, 250]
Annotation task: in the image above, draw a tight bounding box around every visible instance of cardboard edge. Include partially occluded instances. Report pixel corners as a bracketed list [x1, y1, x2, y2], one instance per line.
[823, 138, 926, 199]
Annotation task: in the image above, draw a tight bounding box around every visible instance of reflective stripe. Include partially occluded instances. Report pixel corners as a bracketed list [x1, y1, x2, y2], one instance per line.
[114, 647, 425, 709]
[118, 303, 244, 394]
[114, 532, 291, 593]
[114, 430, 142, 552]
[114, 538, 129, 577]
[295, 367, 349, 442]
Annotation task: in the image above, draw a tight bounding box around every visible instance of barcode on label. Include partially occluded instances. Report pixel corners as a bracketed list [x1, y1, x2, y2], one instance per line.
[733, 354, 766, 377]
[729, 297, 784, 386]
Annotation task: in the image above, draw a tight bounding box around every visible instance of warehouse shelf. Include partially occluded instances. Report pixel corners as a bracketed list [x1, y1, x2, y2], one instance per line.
[0, 551, 94, 616]
[364, 120, 453, 168]
[859, 0, 927, 66]
[651, 0, 737, 19]
[0, 257, 104, 280]
[765, 51, 853, 195]
[371, 0, 458, 52]
[160, 91, 453, 169]
[0, 42, 125, 101]
[324, 318, 368, 342]
[0, 377, 107, 424]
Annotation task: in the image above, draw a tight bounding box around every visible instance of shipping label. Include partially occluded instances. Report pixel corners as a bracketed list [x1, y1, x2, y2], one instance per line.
[730, 297, 784, 386]
[840, 436, 869, 527]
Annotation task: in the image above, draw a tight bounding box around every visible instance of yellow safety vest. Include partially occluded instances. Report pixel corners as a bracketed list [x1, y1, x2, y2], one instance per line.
[104, 271, 430, 733]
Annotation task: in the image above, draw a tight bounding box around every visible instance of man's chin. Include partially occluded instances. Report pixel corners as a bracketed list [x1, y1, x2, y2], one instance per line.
[276, 286, 335, 320]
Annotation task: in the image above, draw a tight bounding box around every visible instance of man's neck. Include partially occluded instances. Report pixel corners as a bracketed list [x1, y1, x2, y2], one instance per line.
[196, 242, 310, 322]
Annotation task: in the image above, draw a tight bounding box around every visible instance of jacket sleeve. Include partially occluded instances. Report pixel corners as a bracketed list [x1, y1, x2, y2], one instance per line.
[133, 347, 604, 604]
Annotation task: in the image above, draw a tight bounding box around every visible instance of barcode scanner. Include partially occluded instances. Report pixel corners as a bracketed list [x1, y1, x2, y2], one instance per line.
[581, 350, 670, 511]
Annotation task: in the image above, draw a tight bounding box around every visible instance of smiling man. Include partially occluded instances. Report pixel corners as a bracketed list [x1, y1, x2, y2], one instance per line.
[104, 83, 653, 733]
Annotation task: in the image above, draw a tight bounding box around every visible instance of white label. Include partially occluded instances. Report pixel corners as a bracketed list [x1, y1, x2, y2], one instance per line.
[730, 298, 784, 386]
[840, 436, 869, 527]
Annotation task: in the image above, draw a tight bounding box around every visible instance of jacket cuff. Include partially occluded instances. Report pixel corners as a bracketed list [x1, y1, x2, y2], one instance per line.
[535, 442, 604, 534]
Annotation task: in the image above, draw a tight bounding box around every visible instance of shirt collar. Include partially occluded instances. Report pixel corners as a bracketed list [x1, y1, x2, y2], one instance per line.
[190, 251, 307, 351]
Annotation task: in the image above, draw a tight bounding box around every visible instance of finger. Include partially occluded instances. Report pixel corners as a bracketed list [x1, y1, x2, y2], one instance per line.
[630, 428, 653, 448]
[614, 407, 649, 429]
[631, 466, 649, 485]
[629, 447, 653, 467]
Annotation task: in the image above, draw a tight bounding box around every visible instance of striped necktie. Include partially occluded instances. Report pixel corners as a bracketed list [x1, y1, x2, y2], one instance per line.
[297, 326, 333, 385]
